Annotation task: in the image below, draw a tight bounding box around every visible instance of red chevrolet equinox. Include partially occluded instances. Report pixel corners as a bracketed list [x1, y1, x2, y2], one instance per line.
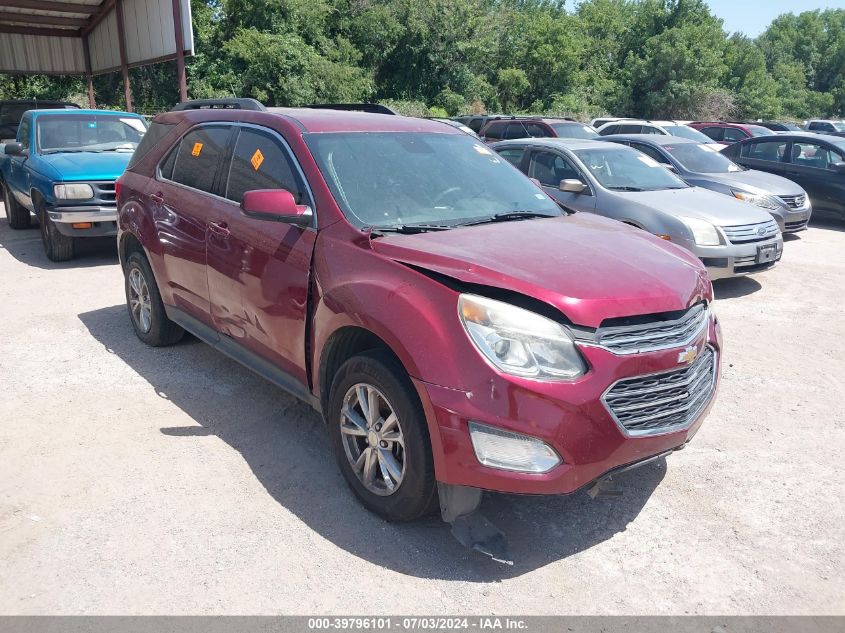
[116, 100, 721, 556]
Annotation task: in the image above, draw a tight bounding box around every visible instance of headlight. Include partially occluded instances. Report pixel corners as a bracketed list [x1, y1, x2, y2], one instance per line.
[53, 183, 94, 200]
[731, 189, 780, 210]
[679, 217, 721, 246]
[469, 421, 562, 473]
[458, 294, 586, 380]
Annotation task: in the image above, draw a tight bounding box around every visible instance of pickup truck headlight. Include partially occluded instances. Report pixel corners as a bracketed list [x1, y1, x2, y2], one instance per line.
[679, 217, 721, 246]
[731, 189, 780, 210]
[53, 183, 94, 200]
[458, 294, 586, 380]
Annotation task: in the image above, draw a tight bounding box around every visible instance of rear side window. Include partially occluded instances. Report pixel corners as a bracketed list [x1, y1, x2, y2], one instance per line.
[723, 128, 748, 143]
[599, 124, 619, 135]
[127, 121, 175, 170]
[497, 147, 525, 167]
[641, 126, 662, 135]
[504, 122, 528, 140]
[617, 124, 643, 134]
[483, 122, 505, 140]
[700, 127, 724, 141]
[169, 125, 231, 193]
[224, 128, 306, 204]
[523, 122, 549, 137]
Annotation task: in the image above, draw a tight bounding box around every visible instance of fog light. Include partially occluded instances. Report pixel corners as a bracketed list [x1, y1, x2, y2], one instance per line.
[468, 421, 562, 473]
[72, 222, 92, 229]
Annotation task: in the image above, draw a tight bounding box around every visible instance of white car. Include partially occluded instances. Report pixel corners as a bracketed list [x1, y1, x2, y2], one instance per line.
[596, 119, 728, 149]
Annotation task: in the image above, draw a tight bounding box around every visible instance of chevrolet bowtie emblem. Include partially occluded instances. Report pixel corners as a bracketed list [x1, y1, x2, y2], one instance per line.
[677, 346, 699, 365]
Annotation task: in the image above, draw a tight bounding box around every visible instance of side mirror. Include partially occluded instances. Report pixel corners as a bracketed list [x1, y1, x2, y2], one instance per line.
[559, 179, 587, 193]
[4, 142, 23, 156]
[664, 163, 679, 173]
[241, 189, 312, 226]
[832, 162, 845, 174]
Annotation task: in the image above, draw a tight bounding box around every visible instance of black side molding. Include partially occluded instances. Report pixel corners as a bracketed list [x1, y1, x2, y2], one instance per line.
[303, 103, 398, 115]
[171, 98, 266, 112]
[164, 305, 320, 412]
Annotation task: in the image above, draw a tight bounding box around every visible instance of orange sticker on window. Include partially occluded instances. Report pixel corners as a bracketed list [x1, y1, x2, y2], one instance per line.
[191, 142, 203, 156]
[250, 148, 264, 171]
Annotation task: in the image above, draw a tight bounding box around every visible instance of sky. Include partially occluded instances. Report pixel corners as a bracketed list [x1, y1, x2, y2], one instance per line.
[706, 0, 845, 36]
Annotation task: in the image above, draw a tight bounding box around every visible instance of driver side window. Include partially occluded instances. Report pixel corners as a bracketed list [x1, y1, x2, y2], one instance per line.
[528, 150, 582, 187]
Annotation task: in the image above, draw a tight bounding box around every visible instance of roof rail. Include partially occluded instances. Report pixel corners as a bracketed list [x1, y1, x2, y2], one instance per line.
[171, 98, 266, 112]
[304, 103, 398, 115]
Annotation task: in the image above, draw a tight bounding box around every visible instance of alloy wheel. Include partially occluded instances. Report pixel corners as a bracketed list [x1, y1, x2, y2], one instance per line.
[128, 266, 153, 333]
[339, 383, 406, 496]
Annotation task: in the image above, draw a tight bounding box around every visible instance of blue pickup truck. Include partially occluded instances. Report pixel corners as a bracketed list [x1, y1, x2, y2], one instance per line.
[0, 109, 147, 261]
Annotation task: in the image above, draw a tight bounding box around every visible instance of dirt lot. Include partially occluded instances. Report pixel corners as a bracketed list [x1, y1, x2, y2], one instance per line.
[0, 203, 842, 615]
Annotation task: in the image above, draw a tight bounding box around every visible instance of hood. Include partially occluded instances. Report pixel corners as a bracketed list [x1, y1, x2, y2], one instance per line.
[371, 214, 710, 328]
[618, 186, 775, 226]
[692, 168, 805, 197]
[39, 151, 132, 181]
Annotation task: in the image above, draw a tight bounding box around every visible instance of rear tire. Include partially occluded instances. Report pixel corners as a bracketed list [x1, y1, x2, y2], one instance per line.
[3, 182, 31, 229]
[327, 350, 437, 521]
[37, 201, 74, 261]
[124, 251, 184, 347]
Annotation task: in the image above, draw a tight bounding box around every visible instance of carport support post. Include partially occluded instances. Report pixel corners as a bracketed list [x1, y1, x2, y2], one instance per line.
[82, 35, 95, 108]
[114, 0, 133, 112]
[172, 0, 188, 103]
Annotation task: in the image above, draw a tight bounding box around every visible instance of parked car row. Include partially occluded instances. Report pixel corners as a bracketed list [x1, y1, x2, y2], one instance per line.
[3, 99, 833, 561]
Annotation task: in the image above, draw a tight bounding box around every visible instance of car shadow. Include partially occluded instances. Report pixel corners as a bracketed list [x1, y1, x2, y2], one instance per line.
[809, 217, 845, 233]
[713, 276, 762, 299]
[0, 209, 118, 269]
[78, 304, 665, 580]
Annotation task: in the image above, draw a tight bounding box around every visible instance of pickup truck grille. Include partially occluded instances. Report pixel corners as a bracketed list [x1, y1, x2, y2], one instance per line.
[603, 346, 717, 436]
[92, 181, 116, 205]
[595, 304, 708, 354]
[778, 194, 806, 209]
[722, 219, 779, 244]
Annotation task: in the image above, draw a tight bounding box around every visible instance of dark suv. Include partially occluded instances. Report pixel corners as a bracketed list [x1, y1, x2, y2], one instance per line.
[688, 122, 775, 144]
[0, 100, 78, 142]
[116, 100, 720, 558]
[479, 116, 597, 142]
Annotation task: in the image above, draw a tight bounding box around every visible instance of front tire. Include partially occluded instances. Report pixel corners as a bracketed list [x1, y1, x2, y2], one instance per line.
[327, 350, 437, 521]
[3, 182, 31, 229]
[37, 202, 74, 261]
[124, 251, 184, 346]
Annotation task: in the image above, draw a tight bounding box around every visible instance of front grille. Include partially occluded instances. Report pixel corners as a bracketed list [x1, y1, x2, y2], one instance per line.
[603, 346, 717, 436]
[722, 219, 779, 244]
[91, 181, 116, 206]
[785, 219, 809, 232]
[595, 304, 708, 354]
[778, 194, 806, 209]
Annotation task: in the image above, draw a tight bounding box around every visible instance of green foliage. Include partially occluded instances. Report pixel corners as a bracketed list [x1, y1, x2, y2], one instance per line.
[5, 0, 845, 120]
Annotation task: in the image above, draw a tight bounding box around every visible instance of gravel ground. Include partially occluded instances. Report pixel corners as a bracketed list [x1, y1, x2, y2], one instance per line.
[0, 204, 843, 615]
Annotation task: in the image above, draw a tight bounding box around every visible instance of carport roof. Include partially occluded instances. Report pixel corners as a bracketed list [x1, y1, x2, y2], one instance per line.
[0, 0, 193, 76]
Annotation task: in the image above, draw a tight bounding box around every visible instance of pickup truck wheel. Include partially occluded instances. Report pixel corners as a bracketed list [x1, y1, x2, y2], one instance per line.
[3, 183, 31, 229]
[124, 252, 184, 347]
[38, 206, 74, 261]
[328, 350, 437, 521]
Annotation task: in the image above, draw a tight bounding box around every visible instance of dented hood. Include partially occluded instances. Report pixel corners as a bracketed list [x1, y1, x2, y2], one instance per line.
[371, 213, 711, 328]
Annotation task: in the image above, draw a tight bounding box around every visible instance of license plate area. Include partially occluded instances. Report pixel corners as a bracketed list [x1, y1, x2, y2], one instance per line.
[757, 244, 778, 263]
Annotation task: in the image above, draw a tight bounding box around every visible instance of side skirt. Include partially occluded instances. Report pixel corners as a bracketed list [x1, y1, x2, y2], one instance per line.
[165, 305, 321, 413]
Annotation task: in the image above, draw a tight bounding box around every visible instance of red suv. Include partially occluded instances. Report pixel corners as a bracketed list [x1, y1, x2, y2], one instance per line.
[688, 121, 776, 144]
[480, 116, 598, 142]
[117, 101, 721, 558]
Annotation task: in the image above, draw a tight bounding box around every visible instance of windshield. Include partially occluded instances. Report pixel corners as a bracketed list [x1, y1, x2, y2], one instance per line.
[552, 123, 598, 139]
[663, 143, 743, 173]
[662, 124, 715, 143]
[573, 147, 689, 191]
[748, 125, 775, 137]
[37, 114, 147, 154]
[305, 132, 560, 228]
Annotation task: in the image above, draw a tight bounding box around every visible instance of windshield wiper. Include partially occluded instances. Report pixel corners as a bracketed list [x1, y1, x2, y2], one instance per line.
[608, 186, 646, 192]
[42, 148, 102, 154]
[369, 224, 454, 236]
[458, 211, 558, 226]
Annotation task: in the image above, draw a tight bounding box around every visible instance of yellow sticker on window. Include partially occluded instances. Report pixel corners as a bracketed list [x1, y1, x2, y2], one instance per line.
[251, 148, 264, 171]
[191, 142, 203, 156]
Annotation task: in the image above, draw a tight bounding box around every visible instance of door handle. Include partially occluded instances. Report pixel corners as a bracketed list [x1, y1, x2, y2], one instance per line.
[209, 220, 230, 237]
[149, 191, 164, 204]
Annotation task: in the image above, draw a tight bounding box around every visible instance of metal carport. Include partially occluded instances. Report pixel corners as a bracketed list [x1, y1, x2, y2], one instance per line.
[0, 0, 194, 110]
